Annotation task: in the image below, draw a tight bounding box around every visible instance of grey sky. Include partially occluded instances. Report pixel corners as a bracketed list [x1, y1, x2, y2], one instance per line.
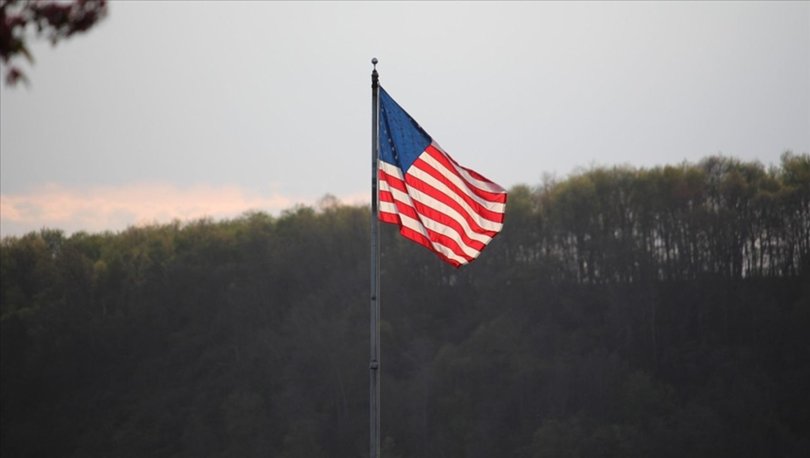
[1, 1, 808, 236]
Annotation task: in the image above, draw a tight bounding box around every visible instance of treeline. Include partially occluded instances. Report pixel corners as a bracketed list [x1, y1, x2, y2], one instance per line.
[503, 152, 810, 282]
[1, 154, 809, 457]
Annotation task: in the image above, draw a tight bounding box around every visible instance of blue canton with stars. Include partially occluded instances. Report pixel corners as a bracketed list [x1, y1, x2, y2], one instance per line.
[379, 87, 432, 173]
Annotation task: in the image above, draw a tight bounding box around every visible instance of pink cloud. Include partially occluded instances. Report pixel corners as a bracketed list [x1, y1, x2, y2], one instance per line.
[1, 183, 369, 237]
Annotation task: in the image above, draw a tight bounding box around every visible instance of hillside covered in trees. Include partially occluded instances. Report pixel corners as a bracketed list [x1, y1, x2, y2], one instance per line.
[2, 154, 809, 457]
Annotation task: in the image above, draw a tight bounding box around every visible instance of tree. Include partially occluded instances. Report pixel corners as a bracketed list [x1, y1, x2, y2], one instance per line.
[0, 0, 107, 85]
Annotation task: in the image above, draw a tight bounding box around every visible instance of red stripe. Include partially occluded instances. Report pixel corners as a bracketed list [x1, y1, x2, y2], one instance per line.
[379, 169, 407, 193]
[379, 211, 400, 225]
[379, 189, 396, 205]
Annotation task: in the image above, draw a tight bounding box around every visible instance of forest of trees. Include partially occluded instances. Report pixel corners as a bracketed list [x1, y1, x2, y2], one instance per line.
[1, 154, 809, 457]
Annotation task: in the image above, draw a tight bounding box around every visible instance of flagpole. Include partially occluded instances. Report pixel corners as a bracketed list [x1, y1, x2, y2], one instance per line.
[369, 57, 381, 458]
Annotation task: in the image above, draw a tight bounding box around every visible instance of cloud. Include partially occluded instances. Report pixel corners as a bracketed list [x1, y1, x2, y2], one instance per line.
[1, 183, 369, 237]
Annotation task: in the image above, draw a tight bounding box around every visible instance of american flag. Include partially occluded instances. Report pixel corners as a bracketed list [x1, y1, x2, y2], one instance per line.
[377, 87, 507, 267]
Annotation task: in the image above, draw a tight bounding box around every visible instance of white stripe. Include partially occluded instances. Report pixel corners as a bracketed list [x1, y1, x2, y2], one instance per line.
[379, 161, 405, 180]
[379, 200, 398, 214]
[379, 176, 392, 193]
[431, 143, 506, 194]
[418, 153, 506, 213]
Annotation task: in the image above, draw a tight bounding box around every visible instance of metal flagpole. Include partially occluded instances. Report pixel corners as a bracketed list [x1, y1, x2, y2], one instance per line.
[369, 57, 381, 458]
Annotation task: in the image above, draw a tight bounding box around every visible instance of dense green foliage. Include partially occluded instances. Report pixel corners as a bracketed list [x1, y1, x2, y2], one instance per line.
[2, 154, 809, 457]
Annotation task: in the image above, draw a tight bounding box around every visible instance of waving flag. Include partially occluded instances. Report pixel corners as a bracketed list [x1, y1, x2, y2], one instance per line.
[377, 87, 507, 267]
